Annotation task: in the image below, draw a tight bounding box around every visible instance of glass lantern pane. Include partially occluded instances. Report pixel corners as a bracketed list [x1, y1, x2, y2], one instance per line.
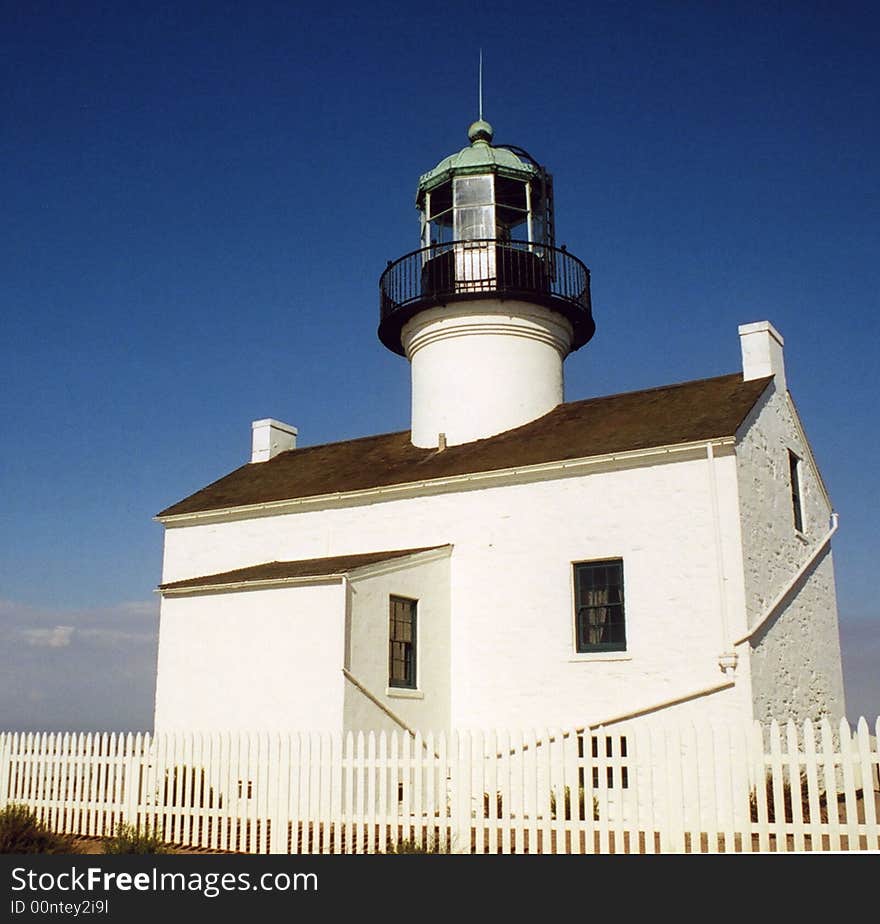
[454, 175, 494, 207]
[428, 182, 453, 220]
[497, 206, 528, 241]
[428, 220, 454, 245]
[455, 205, 495, 241]
[495, 176, 528, 211]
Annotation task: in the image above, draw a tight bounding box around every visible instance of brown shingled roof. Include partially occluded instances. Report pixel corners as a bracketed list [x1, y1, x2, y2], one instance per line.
[158, 372, 771, 518]
[160, 546, 448, 591]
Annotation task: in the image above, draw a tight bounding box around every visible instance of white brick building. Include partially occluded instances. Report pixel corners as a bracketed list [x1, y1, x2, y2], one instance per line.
[153, 120, 845, 735]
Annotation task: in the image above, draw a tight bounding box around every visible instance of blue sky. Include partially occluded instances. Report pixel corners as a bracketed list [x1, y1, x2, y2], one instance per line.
[1, 1, 877, 730]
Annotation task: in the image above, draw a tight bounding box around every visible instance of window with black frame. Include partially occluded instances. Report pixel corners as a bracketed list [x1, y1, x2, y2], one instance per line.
[574, 559, 626, 653]
[788, 450, 804, 534]
[388, 596, 417, 689]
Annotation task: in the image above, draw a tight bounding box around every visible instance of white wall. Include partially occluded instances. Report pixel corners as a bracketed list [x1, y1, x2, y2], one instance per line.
[160, 449, 754, 731]
[154, 581, 346, 731]
[343, 552, 451, 733]
[734, 385, 846, 723]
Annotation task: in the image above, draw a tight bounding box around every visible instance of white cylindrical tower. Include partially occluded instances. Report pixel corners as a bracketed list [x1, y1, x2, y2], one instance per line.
[378, 120, 594, 448]
[403, 300, 572, 447]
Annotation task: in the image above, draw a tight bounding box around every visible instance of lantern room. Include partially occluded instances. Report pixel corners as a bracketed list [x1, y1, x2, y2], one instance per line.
[378, 120, 595, 358]
[417, 119, 553, 250]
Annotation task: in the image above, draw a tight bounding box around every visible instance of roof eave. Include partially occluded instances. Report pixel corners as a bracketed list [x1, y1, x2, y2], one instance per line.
[155, 436, 740, 528]
[158, 545, 453, 596]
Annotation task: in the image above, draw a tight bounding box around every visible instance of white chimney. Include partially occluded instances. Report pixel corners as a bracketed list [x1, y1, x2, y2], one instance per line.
[251, 418, 297, 463]
[738, 321, 786, 392]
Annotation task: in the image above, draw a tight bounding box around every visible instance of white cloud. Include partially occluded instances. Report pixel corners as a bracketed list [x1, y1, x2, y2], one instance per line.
[20, 625, 75, 648]
[78, 627, 155, 645]
[0, 598, 159, 731]
[0, 597, 158, 631]
[0, 598, 159, 650]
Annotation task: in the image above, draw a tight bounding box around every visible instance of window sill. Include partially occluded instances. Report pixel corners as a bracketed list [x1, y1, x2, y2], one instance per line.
[386, 687, 424, 700]
[568, 652, 632, 663]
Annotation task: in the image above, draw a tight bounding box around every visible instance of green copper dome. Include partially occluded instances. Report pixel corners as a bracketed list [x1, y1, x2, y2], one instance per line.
[417, 121, 538, 198]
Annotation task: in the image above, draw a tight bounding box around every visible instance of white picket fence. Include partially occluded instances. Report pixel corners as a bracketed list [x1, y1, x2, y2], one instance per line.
[1, 717, 878, 854]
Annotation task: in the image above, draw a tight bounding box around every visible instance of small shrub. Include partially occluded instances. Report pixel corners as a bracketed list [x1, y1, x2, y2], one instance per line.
[550, 786, 599, 821]
[102, 821, 169, 855]
[0, 803, 75, 854]
[749, 773, 817, 823]
[384, 833, 450, 854]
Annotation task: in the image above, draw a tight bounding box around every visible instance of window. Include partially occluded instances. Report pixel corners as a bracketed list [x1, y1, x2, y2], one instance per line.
[424, 182, 454, 246]
[453, 175, 495, 241]
[574, 559, 625, 653]
[388, 596, 417, 689]
[789, 450, 804, 533]
[578, 734, 629, 791]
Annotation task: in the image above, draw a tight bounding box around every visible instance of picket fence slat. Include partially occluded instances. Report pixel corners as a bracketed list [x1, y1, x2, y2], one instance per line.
[856, 719, 879, 849]
[768, 721, 787, 852]
[1, 718, 877, 855]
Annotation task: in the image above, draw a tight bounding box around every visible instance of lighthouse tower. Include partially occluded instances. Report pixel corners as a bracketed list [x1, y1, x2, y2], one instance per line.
[378, 119, 595, 448]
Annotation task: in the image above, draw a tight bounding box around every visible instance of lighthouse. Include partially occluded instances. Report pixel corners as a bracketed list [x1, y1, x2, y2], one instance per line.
[153, 98, 845, 746]
[378, 119, 595, 448]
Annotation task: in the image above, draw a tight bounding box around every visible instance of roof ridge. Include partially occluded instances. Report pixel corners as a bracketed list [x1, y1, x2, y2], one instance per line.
[272, 426, 412, 458]
[157, 372, 773, 519]
[286, 373, 750, 455]
[562, 371, 745, 410]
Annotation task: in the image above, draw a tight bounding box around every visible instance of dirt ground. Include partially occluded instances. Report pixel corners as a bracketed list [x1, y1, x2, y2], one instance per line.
[65, 835, 230, 855]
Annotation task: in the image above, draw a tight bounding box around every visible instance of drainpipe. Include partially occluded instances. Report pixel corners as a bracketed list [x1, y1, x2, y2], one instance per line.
[733, 512, 839, 647]
[342, 575, 352, 671]
[498, 679, 737, 755]
[341, 668, 419, 738]
[706, 442, 737, 675]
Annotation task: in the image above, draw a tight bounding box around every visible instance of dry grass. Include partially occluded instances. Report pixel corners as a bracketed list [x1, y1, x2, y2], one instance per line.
[59, 835, 230, 854]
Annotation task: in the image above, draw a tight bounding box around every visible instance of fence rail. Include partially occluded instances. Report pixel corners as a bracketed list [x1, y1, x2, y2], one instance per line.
[1, 717, 878, 854]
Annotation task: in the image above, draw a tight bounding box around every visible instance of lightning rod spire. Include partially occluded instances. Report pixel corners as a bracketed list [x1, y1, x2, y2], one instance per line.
[478, 48, 483, 121]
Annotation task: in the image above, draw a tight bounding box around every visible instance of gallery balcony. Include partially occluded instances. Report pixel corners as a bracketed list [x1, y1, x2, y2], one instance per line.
[378, 239, 595, 356]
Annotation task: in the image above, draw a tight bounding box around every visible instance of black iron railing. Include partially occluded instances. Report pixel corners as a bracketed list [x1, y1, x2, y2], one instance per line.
[378, 239, 595, 355]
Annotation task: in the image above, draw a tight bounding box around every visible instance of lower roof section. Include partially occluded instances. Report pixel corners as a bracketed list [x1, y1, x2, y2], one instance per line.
[159, 546, 450, 595]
